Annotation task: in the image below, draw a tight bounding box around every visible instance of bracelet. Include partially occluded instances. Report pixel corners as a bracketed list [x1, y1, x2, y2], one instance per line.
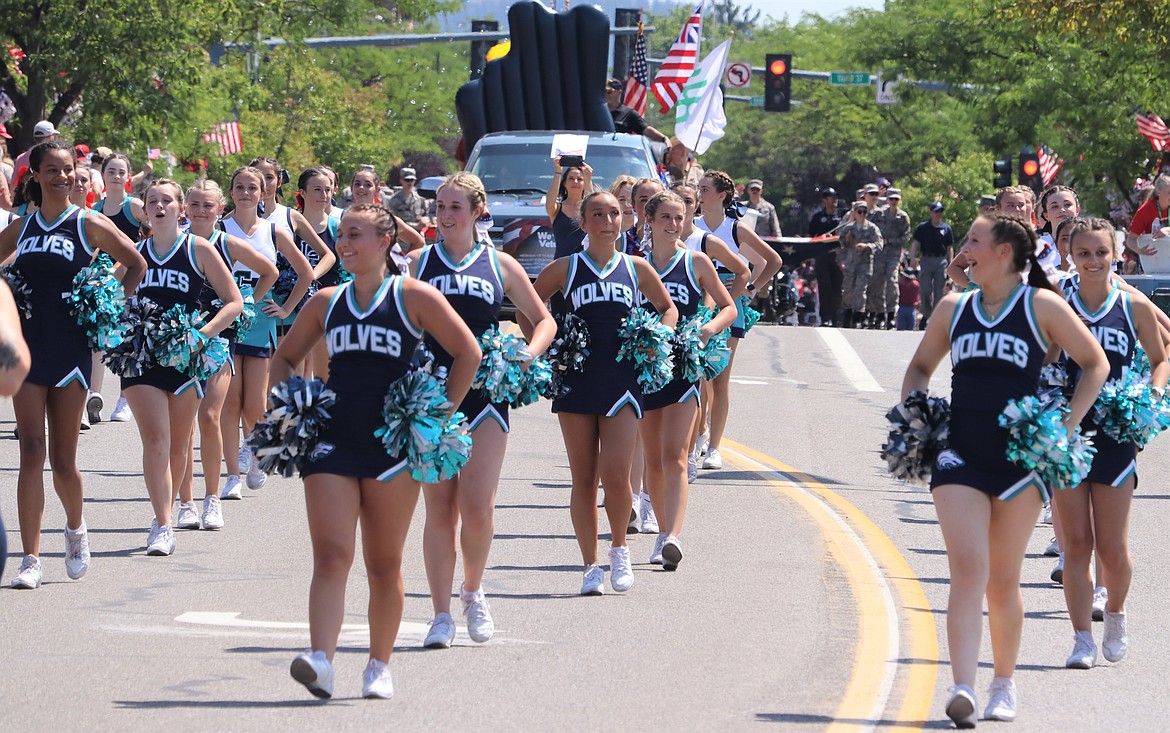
[746, 282, 757, 293]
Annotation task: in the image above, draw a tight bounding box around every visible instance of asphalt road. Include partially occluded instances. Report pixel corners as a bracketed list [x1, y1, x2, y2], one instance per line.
[2, 323, 1167, 731]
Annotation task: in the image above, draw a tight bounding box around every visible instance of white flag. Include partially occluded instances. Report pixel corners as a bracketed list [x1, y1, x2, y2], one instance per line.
[674, 39, 732, 155]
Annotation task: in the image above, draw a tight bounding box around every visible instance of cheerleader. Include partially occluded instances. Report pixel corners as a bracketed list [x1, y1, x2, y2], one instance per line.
[695, 171, 782, 470]
[220, 167, 313, 492]
[120, 180, 242, 554]
[0, 280, 32, 583]
[273, 204, 479, 699]
[411, 173, 556, 647]
[294, 168, 342, 378]
[1055, 218, 1168, 669]
[177, 179, 278, 517]
[348, 167, 425, 269]
[901, 214, 1107, 727]
[639, 191, 735, 569]
[0, 142, 146, 588]
[528, 191, 678, 595]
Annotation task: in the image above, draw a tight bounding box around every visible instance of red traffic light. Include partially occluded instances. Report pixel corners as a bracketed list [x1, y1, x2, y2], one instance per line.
[769, 59, 788, 75]
[1022, 159, 1039, 176]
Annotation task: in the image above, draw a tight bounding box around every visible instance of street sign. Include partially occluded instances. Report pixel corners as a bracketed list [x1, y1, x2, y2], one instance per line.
[750, 95, 765, 107]
[830, 71, 870, 86]
[876, 74, 899, 104]
[725, 62, 752, 88]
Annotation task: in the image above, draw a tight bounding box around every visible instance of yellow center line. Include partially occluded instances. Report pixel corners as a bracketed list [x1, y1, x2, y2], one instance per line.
[723, 439, 939, 731]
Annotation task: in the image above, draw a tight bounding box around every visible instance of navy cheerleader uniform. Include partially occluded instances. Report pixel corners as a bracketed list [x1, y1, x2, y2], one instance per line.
[1066, 286, 1139, 487]
[695, 216, 749, 338]
[12, 206, 95, 388]
[122, 233, 210, 396]
[93, 197, 143, 241]
[642, 248, 702, 410]
[302, 276, 422, 481]
[931, 284, 1050, 501]
[222, 218, 278, 358]
[308, 215, 342, 287]
[195, 229, 238, 367]
[417, 241, 509, 431]
[554, 251, 643, 417]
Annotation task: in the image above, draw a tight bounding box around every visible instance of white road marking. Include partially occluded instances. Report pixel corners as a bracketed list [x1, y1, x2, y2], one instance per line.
[817, 329, 884, 392]
[730, 378, 768, 385]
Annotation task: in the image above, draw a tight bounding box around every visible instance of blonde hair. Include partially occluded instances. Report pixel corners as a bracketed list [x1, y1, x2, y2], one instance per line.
[186, 178, 226, 206]
[438, 171, 486, 212]
[145, 178, 185, 204]
[609, 175, 638, 197]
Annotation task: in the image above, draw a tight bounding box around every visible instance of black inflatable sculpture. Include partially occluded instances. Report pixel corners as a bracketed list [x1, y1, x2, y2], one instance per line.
[456, 1, 615, 150]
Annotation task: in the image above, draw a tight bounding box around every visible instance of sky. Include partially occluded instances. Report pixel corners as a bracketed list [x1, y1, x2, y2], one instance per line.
[746, 0, 884, 21]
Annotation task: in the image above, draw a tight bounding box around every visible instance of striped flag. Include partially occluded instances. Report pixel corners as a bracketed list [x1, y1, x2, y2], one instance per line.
[623, 22, 649, 116]
[650, 2, 704, 113]
[202, 121, 242, 156]
[1037, 145, 1063, 186]
[1136, 112, 1170, 151]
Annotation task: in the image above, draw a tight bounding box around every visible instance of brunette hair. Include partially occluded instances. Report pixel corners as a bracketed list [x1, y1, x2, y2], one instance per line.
[144, 178, 184, 204]
[342, 204, 400, 269]
[27, 142, 75, 206]
[983, 213, 1054, 290]
[644, 190, 685, 221]
[1063, 217, 1117, 259]
[100, 152, 133, 176]
[703, 170, 737, 208]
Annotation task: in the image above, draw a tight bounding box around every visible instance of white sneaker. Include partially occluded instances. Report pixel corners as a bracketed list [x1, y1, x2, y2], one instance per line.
[1041, 504, 1052, 525]
[423, 612, 456, 649]
[650, 533, 666, 565]
[237, 444, 251, 474]
[702, 448, 723, 469]
[626, 495, 640, 535]
[10, 555, 42, 589]
[110, 396, 133, 422]
[580, 564, 605, 596]
[1092, 586, 1108, 622]
[1103, 611, 1128, 662]
[176, 501, 201, 530]
[1066, 629, 1097, 669]
[361, 658, 394, 699]
[983, 677, 1017, 722]
[609, 545, 634, 592]
[79, 411, 90, 431]
[461, 585, 494, 643]
[1050, 553, 1064, 585]
[245, 447, 267, 489]
[64, 522, 90, 579]
[639, 492, 659, 534]
[201, 496, 224, 530]
[945, 684, 977, 729]
[86, 391, 104, 424]
[687, 453, 698, 483]
[661, 535, 683, 571]
[695, 431, 710, 457]
[1043, 536, 1060, 557]
[290, 650, 333, 699]
[146, 520, 176, 556]
[220, 474, 243, 500]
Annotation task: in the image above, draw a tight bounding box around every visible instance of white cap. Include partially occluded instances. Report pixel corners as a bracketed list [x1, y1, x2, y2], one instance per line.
[33, 120, 60, 138]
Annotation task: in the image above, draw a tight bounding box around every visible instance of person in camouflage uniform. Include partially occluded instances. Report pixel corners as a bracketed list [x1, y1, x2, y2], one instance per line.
[839, 200, 883, 328]
[867, 188, 911, 329]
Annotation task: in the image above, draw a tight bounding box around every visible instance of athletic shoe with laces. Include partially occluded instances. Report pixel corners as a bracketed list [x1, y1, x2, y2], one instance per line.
[1102, 611, 1128, 662]
[109, 396, 133, 422]
[649, 533, 666, 565]
[423, 612, 456, 648]
[639, 492, 659, 534]
[661, 535, 683, 571]
[245, 447, 267, 489]
[702, 448, 723, 470]
[238, 444, 251, 474]
[945, 684, 977, 729]
[580, 564, 605, 596]
[146, 520, 176, 556]
[1043, 536, 1060, 557]
[220, 474, 243, 500]
[983, 677, 1017, 722]
[1041, 504, 1052, 525]
[86, 391, 104, 424]
[1050, 553, 1064, 585]
[361, 658, 394, 699]
[10, 555, 42, 589]
[176, 501, 201, 530]
[695, 431, 710, 457]
[687, 453, 698, 483]
[609, 545, 634, 592]
[627, 495, 640, 535]
[201, 496, 224, 530]
[64, 522, 90, 579]
[290, 650, 333, 699]
[461, 585, 494, 643]
[79, 411, 90, 431]
[1066, 630, 1097, 669]
[1092, 586, 1108, 622]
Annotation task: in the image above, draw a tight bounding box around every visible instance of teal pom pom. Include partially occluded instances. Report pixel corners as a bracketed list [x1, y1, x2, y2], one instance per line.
[101, 296, 161, 377]
[517, 357, 553, 406]
[1132, 345, 1152, 379]
[617, 307, 675, 394]
[999, 395, 1095, 490]
[65, 260, 128, 350]
[672, 314, 707, 383]
[247, 376, 338, 477]
[187, 332, 231, 380]
[739, 295, 763, 333]
[154, 304, 209, 373]
[374, 371, 472, 482]
[1, 264, 34, 320]
[1093, 374, 1170, 448]
[545, 313, 590, 398]
[213, 281, 257, 337]
[473, 325, 536, 406]
[338, 262, 355, 283]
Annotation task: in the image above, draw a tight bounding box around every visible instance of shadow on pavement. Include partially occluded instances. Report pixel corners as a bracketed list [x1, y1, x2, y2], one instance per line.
[115, 699, 330, 709]
[755, 713, 950, 729]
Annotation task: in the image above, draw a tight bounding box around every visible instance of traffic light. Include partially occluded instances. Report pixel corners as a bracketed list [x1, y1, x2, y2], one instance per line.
[765, 54, 792, 112]
[993, 158, 1012, 188]
[1019, 148, 1043, 192]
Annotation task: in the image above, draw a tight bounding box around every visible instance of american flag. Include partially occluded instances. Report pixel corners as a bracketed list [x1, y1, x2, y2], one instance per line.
[1136, 112, 1170, 151]
[1037, 145, 1063, 186]
[650, 2, 704, 113]
[623, 23, 648, 116]
[202, 120, 242, 156]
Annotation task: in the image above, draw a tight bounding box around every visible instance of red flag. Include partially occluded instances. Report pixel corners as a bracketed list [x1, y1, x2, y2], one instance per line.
[623, 23, 649, 116]
[650, 2, 704, 113]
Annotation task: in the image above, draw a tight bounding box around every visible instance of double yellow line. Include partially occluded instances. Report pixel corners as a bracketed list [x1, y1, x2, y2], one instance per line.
[724, 440, 938, 731]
